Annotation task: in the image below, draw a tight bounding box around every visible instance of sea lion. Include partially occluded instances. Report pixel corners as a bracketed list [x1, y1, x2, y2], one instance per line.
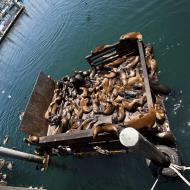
[126, 56, 139, 70]
[92, 123, 118, 139]
[104, 57, 127, 68]
[79, 87, 89, 98]
[116, 105, 126, 123]
[91, 44, 111, 55]
[44, 89, 62, 119]
[154, 95, 165, 123]
[128, 69, 136, 78]
[127, 75, 143, 86]
[146, 56, 157, 77]
[120, 69, 128, 86]
[121, 97, 145, 111]
[92, 94, 101, 114]
[104, 71, 117, 79]
[124, 107, 156, 130]
[120, 32, 142, 41]
[102, 101, 115, 115]
[78, 118, 94, 130]
[114, 95, 124, 103]
[24, 135, 39, 145]
[145, 45, 153, 57]
[80, 97, 92, 114]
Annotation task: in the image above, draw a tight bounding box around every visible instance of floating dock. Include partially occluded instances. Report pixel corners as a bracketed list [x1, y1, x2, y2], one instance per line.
[0, 0, 25, 44]
[19, 32, 179, 161]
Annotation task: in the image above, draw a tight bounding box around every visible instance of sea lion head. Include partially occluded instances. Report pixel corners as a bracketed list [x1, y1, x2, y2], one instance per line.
[24, 135, 39, 145]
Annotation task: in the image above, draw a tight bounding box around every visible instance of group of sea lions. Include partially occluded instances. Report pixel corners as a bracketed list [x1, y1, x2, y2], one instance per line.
[42, 32, 170, 143]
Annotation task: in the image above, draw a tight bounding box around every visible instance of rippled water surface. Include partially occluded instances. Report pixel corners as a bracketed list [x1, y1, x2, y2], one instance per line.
[1, 0, 190, 189]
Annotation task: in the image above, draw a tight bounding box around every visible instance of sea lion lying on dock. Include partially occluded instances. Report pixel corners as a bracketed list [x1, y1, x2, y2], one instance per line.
[126, 56, 140, 70]
[80, 97, 92, 113]
[124, 107, 156, 130]
[104, 57, 127, 68]
[154, 95, 165, 123]
[24, 135, 39, 145]
[92, 123, 118, 139]
[120, 32, 142, 41]
[122, 94, 146, 111]
[91, 44, 111, 55]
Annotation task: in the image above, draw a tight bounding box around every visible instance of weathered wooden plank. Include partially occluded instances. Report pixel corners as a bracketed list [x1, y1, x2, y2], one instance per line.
[20, 72, 55, 136]
[39, 129, 118, 147]
[137, 41, 153, 107]
[86, 40, 138, 66]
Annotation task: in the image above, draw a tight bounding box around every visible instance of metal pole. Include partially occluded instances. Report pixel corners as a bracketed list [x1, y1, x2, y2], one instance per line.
[119, 128, 170, 167]
[0, 146, 44, 164]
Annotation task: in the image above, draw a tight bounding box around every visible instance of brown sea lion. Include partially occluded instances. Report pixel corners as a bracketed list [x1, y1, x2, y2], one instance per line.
[104, 71, 117, 79]
[145, 46, 153, 57]
[154, 96, 165, 123]
[92, 94, 100, 114]
[92, 123, 118, 139]
[24, 135, 39, 145]
[102, 101, 115, 115]
[128, 69, 136, 78]
[120, 69, 128, 86]
[79, 87, 89, 98]
[91, 44, 111, 55]
[44, 89, 61, 119]
[114, 95, 124, 103]
[104, 57, 127, 68]
[126, 56, 140, 70]
[122, 98, 140, 111]
[124, 107, 156, 130]
[127, 75, 143, 86]
[146, 56, 157, 77]
[78, 118, 94, 130]
[120, 32, 142, 41]
[116, 105, 126, 123]
[80, 97, 92, 114]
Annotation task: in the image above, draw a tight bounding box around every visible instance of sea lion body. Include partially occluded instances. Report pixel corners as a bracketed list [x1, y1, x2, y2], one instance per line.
[154, 96, 165, 123]
[120, 32, 142, 41]
[80, 98, 92, 114]
[117, 106, 126, 122]
[104, 71, 117, 79]
[93, 123, 118, 139]
[124, 107, 156, 130]
[92, 44, 111, 55]
[127, 75, 143, 86]
[104, 57, 127, 68]
[126, 56, 139, 70]
[103, 102, 115, 115]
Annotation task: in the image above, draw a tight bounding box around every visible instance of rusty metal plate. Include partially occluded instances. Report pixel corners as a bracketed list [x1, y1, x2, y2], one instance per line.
[19, 72, 55, 136]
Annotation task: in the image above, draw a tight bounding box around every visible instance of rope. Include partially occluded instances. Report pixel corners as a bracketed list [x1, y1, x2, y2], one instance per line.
[169, 163, 190, 187]
[149, 164, 190, 190]
[150, 176, 160, 190]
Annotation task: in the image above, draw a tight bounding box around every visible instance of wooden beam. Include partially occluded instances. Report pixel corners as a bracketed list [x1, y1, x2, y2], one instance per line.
[137, 41, 153, 107]
[39, 129, 118, 147]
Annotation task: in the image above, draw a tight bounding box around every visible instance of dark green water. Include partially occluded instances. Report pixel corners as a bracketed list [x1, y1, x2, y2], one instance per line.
[1, 0, 190, 189]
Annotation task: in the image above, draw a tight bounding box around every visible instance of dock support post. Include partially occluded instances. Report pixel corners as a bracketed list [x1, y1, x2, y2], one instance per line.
[0, 146, 46, 165]
[119, 128, 170, 167]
